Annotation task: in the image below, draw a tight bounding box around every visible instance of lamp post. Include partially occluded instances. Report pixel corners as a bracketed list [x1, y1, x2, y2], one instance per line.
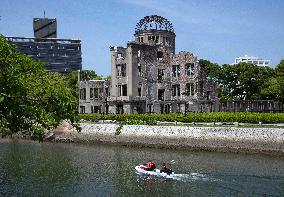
[78, 70, 81, 113]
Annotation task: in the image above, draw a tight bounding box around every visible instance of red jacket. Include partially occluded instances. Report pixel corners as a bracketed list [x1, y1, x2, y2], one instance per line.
[147, 162, 155, 169]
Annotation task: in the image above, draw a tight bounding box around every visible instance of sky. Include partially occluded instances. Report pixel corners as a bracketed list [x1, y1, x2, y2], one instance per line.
[0, 0, 283, 76]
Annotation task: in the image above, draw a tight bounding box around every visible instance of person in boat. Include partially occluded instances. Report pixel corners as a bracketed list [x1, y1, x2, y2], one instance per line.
[160, 163, 172, 175]
[145, 161, 156, 171]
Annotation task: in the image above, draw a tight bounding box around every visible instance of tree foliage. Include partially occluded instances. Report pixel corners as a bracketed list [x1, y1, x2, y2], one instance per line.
[199, 59, 222, 83]
[220, 63, 274, 100]
[66, 70, 104, 97]
[275, 59, 284, 77]
[0, 36, 78, 139]
[201, 59, 281, 101]
[79, 70, 103, 80]
[260, 60, 284, 101]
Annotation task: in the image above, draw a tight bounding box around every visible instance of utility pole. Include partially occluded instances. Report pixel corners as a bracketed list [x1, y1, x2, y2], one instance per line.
[78, 70, 81, 113]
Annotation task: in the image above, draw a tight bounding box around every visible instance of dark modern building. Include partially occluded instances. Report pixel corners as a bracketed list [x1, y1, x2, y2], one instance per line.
[5, 17, 82, 73]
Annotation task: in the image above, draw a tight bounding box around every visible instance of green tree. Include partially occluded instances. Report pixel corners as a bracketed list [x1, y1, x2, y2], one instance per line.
[220, 62, 274, 101]
[260, 60, 284, 101]
[104, 75, 111, 80]
[80, 70, 103, 80]
[66, 70, 80, 99]
[275, 59, 284, 77]
[66, 70, 104, 100]
[0, 36, 78, 139]
[199, 59, 222, 83]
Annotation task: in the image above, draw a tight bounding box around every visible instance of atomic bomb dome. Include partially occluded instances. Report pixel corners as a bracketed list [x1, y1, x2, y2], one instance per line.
[134, 15, 176, 53]
[103, 15, 219, 115]
[135, 15, 174, 33]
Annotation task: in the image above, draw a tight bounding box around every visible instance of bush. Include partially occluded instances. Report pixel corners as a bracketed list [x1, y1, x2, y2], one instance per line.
[79, 112, 284, 124]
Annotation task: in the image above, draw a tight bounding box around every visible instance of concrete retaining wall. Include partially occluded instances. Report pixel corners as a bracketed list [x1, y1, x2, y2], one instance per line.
[79, 124, 284, 155]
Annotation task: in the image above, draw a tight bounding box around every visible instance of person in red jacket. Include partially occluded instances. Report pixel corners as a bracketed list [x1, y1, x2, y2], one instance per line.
[145, 161, 156, 171]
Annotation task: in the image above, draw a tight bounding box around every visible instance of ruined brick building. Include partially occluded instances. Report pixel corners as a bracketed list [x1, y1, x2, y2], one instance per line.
[105, 15, 219, 114]
[79, 15, 219, 114]
[79, 79, 110, 114]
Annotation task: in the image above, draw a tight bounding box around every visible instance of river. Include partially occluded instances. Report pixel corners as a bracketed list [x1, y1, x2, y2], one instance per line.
[0, 139, 284, 196]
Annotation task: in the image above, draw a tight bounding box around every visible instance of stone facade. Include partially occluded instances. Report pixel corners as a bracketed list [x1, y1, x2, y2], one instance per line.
[79, 80, 110, 114]
[107, 15, 219, 114]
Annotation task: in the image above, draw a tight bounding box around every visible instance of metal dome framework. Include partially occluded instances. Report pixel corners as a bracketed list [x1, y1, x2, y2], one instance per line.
[135, 15, 174, 33]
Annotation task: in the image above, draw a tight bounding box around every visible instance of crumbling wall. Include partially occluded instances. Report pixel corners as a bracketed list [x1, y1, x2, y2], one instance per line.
[106, 15, 219, 114]
[79, 80, 108, 114]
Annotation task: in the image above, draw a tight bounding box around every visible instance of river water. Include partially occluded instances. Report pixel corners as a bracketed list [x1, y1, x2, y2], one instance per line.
[0, 139, 284, 197]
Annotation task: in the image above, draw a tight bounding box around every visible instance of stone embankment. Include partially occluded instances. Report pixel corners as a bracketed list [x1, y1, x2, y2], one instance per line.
[75, 123, 284, 155]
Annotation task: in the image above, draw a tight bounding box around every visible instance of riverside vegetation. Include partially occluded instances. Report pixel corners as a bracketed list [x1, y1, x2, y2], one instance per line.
[80, 112, 284, 125]
[0, 36, 79, 140]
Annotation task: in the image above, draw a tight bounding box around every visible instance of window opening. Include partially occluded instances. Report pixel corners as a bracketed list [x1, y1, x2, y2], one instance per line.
[186, 63, 194, 76]
[158, 69, 164, 82]
[138, 64, 142, 77]
[157, 51, 163, 61]
[80, 88, 86, 100]
[160, 104, 164, 114]
[186, 83, 195, 96]
[116, 64, 126, 77]
[158, 89, 165, 101]
[172, 65, 180, 78]
[172, 84, 180, 97]
[122, 85, 127, 96]
[117, 53, 123, 59]
[80, 106, 85, 114]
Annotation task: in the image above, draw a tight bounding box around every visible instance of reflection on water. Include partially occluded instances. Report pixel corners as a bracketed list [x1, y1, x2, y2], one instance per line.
[0, 140, 80, 196]
[0, 139, 284, 196]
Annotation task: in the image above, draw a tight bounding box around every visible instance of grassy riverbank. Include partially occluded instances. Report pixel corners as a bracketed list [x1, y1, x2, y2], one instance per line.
[79, 112, 284, 124]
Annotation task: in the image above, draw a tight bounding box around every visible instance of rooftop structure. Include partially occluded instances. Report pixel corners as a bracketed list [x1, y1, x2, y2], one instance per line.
[234, 55, 270, 67]
[33, 18, 57, 38]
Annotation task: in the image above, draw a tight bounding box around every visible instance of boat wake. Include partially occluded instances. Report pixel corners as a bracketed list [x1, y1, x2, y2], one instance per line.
[170, 172, 218, 182]
[136, 172, 219, 182]
[135, 165, 219, 182]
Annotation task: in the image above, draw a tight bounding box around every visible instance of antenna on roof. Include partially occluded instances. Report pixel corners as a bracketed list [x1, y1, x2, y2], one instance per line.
[44, 10, 46, 18]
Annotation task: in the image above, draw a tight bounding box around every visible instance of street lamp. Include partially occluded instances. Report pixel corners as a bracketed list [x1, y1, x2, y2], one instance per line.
[77, 70, 81, 113]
